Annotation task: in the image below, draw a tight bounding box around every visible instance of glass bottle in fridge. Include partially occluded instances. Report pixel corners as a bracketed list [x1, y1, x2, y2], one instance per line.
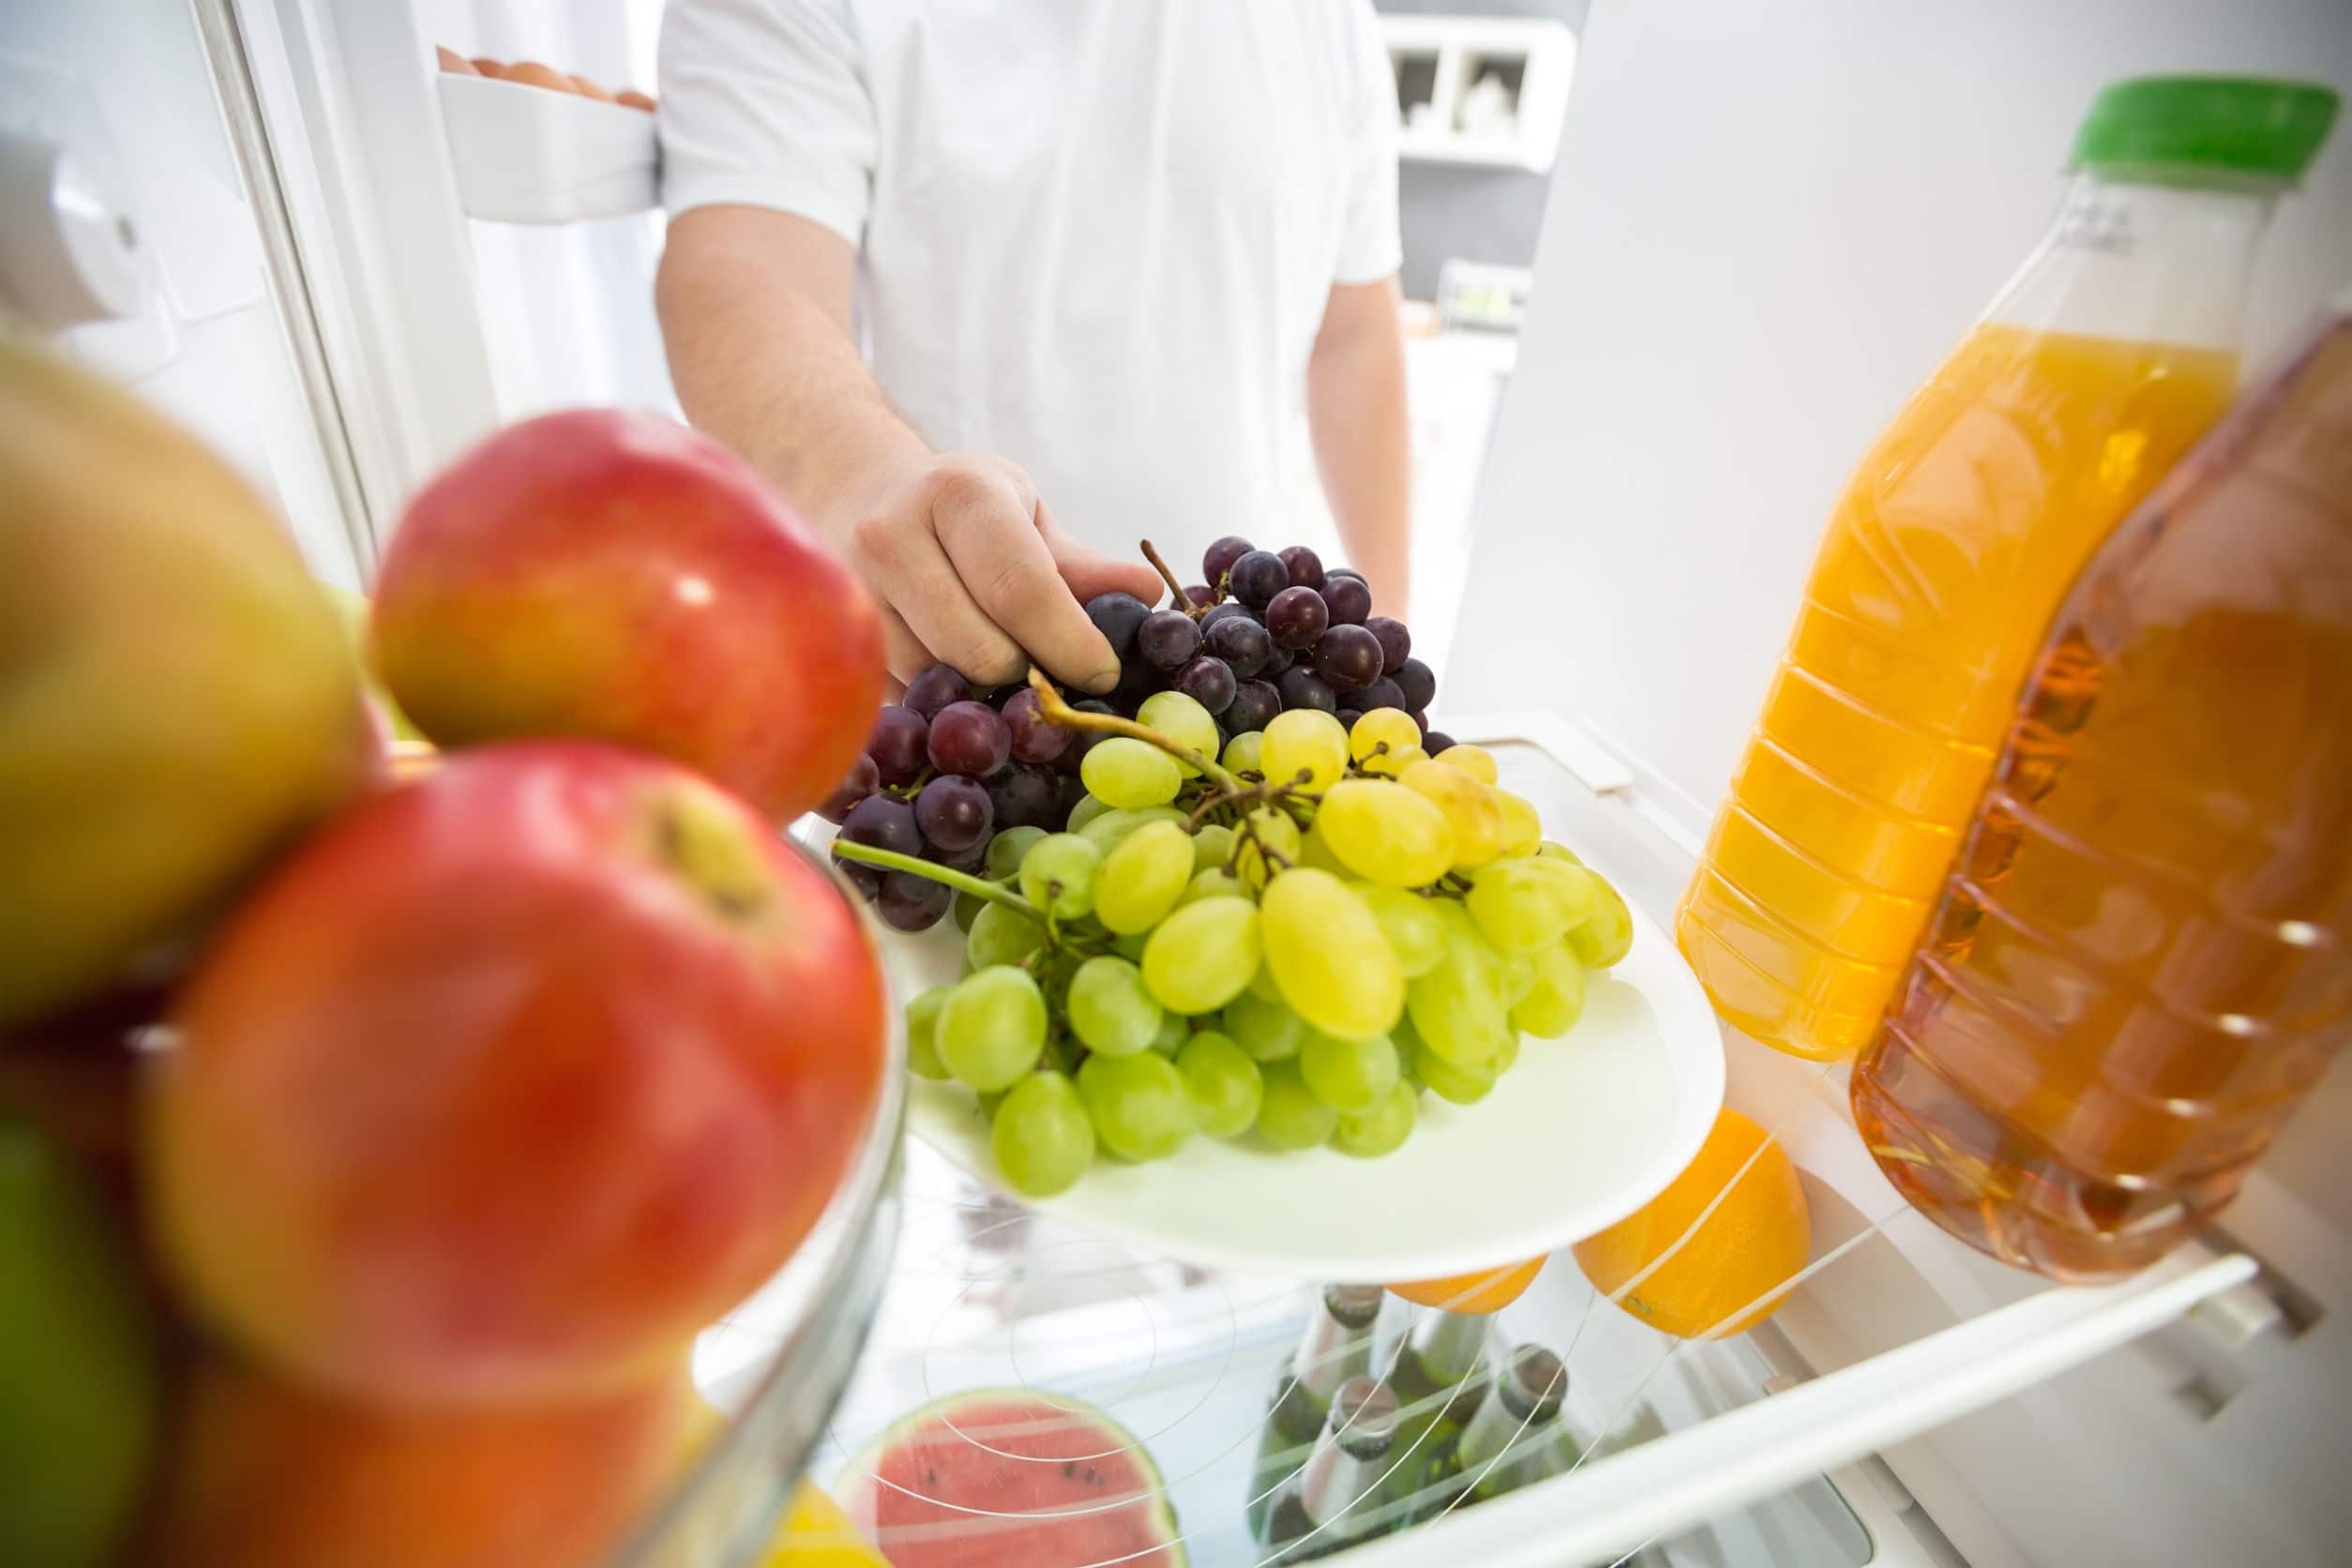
[1431, 1343, 1576, 1511]
[1383, 1305, 1493, 1526]
[1678, 76, 2341, 1059]
[1263, 1377, 1403, 1562]
[1853, 297, 2352, 1281]
[1246, 1284, 1384, 1539]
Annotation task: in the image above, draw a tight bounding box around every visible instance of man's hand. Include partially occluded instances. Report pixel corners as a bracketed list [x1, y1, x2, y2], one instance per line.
[845, 452, 1163, 691]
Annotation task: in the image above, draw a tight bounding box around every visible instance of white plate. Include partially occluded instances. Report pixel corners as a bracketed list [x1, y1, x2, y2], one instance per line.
[879, 879, 1725, 1283]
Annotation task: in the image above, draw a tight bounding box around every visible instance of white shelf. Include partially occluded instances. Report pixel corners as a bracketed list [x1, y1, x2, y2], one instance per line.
[1383, 14, 1576, 176]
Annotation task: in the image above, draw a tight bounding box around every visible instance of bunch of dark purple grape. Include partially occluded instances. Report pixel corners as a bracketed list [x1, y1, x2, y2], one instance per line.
[1090, 535, 1440, 741]
[818, 535, 1440, 934]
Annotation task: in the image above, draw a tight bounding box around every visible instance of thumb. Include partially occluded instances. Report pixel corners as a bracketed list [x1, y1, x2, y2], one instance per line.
[1040, 517, 1171, 609]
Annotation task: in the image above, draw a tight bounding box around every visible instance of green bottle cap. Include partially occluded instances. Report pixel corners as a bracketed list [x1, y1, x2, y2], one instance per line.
[2073, 76, 2339, 183]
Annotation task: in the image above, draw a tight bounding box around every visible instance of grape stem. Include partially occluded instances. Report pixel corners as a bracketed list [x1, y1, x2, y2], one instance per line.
[1026, 669, 1244, 792]
[828, 840, 1041, 919]
[1138, 538, 1200, 614]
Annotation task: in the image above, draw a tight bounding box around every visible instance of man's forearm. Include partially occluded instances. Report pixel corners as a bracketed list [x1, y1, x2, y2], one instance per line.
[1307, 277, 1412, 619]
[655, 212, 926, 536]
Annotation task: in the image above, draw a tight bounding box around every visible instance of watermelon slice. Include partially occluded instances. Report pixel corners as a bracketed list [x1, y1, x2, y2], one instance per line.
[833, 1388, 1185, 1568]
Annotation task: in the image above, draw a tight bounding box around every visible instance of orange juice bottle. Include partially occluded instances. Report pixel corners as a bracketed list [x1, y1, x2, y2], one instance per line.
[1678, 77, 2341, 1060]
[1852, 296, 2352, 1281]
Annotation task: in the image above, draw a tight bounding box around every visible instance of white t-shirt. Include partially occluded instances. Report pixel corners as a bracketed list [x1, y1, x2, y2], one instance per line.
[658, 0, 1401, 581]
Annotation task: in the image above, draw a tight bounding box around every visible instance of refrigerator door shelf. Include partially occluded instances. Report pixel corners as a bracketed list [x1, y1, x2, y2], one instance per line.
[435, 71, 656, 224]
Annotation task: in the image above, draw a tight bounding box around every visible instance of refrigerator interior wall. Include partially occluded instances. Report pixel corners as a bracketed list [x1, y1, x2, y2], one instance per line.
[1446, 0, 2352, 1561]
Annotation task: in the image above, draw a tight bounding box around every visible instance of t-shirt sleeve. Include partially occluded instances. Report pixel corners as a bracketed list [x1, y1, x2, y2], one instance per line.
[656, 0, 877, 249]
[1334, 0, 1403, 284]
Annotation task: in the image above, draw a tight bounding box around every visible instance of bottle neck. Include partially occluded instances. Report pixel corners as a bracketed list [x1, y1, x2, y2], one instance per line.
[1294, 1306, 1377, 1403]
[1300, 1427, 1394, 1528]
[1986, 172, 2277, 353]
[1407, 1308, 1491, 1383]
[1455, 1373, 1560, 1475]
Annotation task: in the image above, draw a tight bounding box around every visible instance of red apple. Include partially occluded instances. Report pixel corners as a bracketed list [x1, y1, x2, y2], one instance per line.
[146, 741, 887, 1406]
[368, 408, 884, 822]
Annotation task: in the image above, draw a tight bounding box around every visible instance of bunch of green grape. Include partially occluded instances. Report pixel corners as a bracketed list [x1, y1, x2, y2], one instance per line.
[897, 692, 1636, 1199]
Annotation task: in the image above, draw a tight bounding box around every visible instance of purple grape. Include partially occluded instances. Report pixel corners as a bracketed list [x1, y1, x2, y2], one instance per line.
[1423, 731, 1457, 756]
[1226, 679, 1282, 734]
[833, 856, 883, 898]
[865, 705, 929, 786]
[839, 793, 920, 857]
[988, 761, 1062, 830]
[1358, 676, 1407, 715]
[1364, 617, 1411, 674]
[1410, 709, 1429, 738]
[1001, 686, 1070, 764]
[1277, 666, 1337, 714]
[1174, 655, 1237, 715]
[1183, 582, 1221, 610]
[1202, 535, 1255, 588]
[1313, 624, 1383, 692]
[1085, 592, 1153, 660]
[1395, 657, 1436, 714]
[1335, 708, 1364, 730]
[1276, 546, 1325, 592]
[1262, 646, 1294, 677]
[1319, 576, 1372, 626]
[1204, 614, 1272, 679]
[1138, 611, 1201, 670]
[922, 836, 989, 874]
[1326, 566, 1366, 585]
[1199, 601, 1254, 632]
[1108, 661, 1159, 716]
[1229, 550, 1289, 611]
[816, 751, 880, 824]
[1264, 585, 1329, 651]
[903, 664, 972, 721]
[876, 870, 954, 932]
[914, 774, 993, 852]
[1056, 771, 1091, 822]
[927, 701, 1011, 777]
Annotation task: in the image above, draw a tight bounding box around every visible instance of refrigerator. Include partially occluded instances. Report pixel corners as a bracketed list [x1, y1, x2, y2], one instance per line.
[4, 1, 2347, 1564]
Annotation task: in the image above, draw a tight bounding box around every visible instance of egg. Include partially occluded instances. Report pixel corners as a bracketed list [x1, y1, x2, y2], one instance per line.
[502, 61, 576, 93]
[435, 46, 478, 75]
[570, 75, 614, 101]
[469, 57, 504, 78]
[616, 89, 657, 113]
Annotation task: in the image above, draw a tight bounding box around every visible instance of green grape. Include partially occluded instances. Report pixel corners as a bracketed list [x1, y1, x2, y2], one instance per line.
[987, 825, 1048, 880]
[1221, 988, 1305, 1063]
[1140, 896, 1260, 1014]
[1358, 884, 1445, 977]
[1333, 1081, 1418, 1158]
[1177, 1031, 1263, 1138]
[1406, 912, 1511, 1065]
[1568, 873, 1635, 969]
[1095, 819, 1197, 933]
[1245, 957, 1286, 1003]
[1067, 793, 1116, 832]
[1113, 927, 1152, 961]
[1434, 743, 1499, 784]
[1233, 805, 1302, 892]
[1297, 822, 1349, 875]
[1537, 840, 1584, 866]
[991, 1071, 1095, 1196]
[1137, 690, 1219, 777]
[1253, 1059, 1338, 1151]
[1348, 708, 1421, 766]
[1300, 1029, 1400, 1115]
[1220, 731, 1265, 776]
[953, 891, 986, 933]
[1066, 955, 1164, 1057]
[1500, 948, 1537, 1006]
[1190, 822, 1236, 874]
[1151, 1010, 1190, 1054]
[1465, 859, 1575, 954]
[1179, 865, 1245, 907]
[937, 966, 1048, 1090]
[1398, 760, 1503, 867]
[1019, 832, 1102, 920]
[1413, 1036, 1499, 1105]
[1493, 789, 1544, 856]
[906, 987, 953, 1080]
[1512, 941, 1589, 1038]
[1359, 743, 1427, 780]
[1078, 804, 1188, 855]
[978, 1089, 1006, 1121]
[1520, 853, 1600, 931]
[1318, 779, 1455, 888]
[1260, 709, 1349, 792]
[1082, 737, 1183, 809]
[1259, 867, 1405, 1041]
[966, 899, 1048, 971]
[1078, 1050, 1195, 1161]
[1492, 1033, 1521, 1076]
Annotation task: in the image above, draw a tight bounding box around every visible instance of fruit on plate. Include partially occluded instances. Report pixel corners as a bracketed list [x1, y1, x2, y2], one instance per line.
[369, 407, 884, 822]
[0, 338, 365, 1025]
[151, 1357, 689, 1568]
[835, 1388, 1184, 1568]
[0, 1119, 160, 1568]
[147, 741, 888, 1405]
[1572, 1107, 1811, 1339]
[1386, 1253, 1546, 1315]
